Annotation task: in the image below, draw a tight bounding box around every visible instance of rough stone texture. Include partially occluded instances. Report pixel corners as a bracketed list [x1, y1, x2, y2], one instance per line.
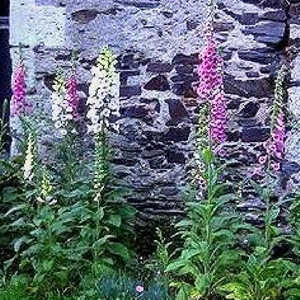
[9, 0, 300, 223]
[286, 1, 300, 187]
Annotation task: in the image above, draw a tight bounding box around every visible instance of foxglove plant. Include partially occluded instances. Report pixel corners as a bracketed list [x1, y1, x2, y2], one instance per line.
[268, 65, 287, 171]
[51, 71, 75, 137]
[256, 65, 287, 175]
[87, 47, 120, 135]
[192, 102, 210, 192]
[93, 134, 110, 203]
[87, 47, 120, 202]
[66, 71, 80, 120]
[193, 2, 227, 193]
[23, 132, 35, 182]
[11, 61, 32, 118]
[37, 167, 56, 205]
[196, 9, 227, 148]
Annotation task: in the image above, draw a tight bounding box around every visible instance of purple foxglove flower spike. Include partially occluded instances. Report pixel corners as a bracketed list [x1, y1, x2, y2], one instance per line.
[66, 73, 80, 120]
[196, 20, 227, 148]
[11, 62, 32, 117]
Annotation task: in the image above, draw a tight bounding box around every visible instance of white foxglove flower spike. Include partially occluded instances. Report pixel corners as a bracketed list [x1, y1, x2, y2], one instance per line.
[87, 47, 120, 135]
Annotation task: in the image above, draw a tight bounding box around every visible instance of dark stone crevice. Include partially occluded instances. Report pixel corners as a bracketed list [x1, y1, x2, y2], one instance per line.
[274, 1, 291, 54]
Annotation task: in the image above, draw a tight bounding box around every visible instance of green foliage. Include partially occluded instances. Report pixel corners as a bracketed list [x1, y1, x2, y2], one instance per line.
[96, 273, 171, 300]
[166, 147, 242, 299]
[289, 194, 300, 258]
[220, 249, 295, 300]
[0, 121, 136, 299]
[220, 184, 298, 300]
[145, 228, 176, 281]
[1, 50, 300, 300]
[0, 173, 135, 298]
[0, 274, 31, 300]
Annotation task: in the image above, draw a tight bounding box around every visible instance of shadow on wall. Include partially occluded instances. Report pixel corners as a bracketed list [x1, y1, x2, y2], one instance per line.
[0, 0, 11, 151]
[0, 0, 9, 16]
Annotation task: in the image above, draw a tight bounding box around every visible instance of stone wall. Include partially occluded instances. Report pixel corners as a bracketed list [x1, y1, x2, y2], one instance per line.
[10, 0, 300, 222]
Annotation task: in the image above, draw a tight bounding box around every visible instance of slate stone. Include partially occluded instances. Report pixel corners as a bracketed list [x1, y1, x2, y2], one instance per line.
[246, 71, 260, 78]
[228, 99, 241, 110]
[172, 84, 185, 96]
[240, 0, 261, 5]
[214, 22, 235, 32]
[175, 64, 194, 74]
[224, 75, 272, 98]
[186, 20, 199, 30]
[237, 13, 259, 25]
[239, 102, 260, 118]
[172, 84, 198, 97]
[289, 3, 300, 19]
[117, 54, 139, 70]
[221, 50, 233, 61]
[71, 9, 99, 24]
[120, 70, 140, 85]
[149, 156, 166, 169]
[261, 0, 282, 9]
[261, 10, 287, 22]
[163, 126, 191, 142]
[260, 62, 280, 74]
[112, 158, 137, 167]
[172, 53, 198, 65]
[160, 186, 180, 196]
[120, 86, 142, 98]
[241, 127, 270, 142]
[282, 161, 300, 177]
[166, 99, 189, 125]
[161, 11, 173, 18]
[227, 131, 240, 142]
[55, 53, 72, 61]
[144, 75, 170, 91]
[166, 150, 186, 164]
[184, 87, 198, 98]
[146, 62, 173, 73]
[222, 9, 258, 25]
[120, 105, 148, 119]
[141, 150, 164, 158]
[242, 21, 286, 45]
[170, 74, 196, 83]
[238, 48, 274, 64]
[238, 118, 259, 127]
[43, 74, 56, 91]
[115, 0, 160, 9]
[256, 35, 284, 45]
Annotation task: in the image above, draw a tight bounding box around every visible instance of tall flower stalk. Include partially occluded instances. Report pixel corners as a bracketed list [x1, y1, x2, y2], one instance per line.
[257, 65, 288, 175]
[192, 102, 210, 193]
[11, 60, 32, 118]
[193, 1, 227, 193]
[93, 134, 110, 203]
[87, 47, 120, 135]
[51, 71, 74, 137]
[51, 69, 80, 188]
[37, 167, 56, 205]
[87, 47, 120, 204]
[24, 132, 35, 182]
[196, 16, 227, 148]
[66, 69, 80, 121]
[268, 65, 288, 171]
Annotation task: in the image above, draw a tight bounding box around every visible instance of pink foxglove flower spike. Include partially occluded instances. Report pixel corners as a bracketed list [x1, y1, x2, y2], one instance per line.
[11, 62, 32, 117]
[66, 72, 80, 120]
[196, 18, 227, 148]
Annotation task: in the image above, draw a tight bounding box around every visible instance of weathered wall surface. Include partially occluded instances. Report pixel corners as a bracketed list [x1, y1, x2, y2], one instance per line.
[10, 0, 300, 222]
